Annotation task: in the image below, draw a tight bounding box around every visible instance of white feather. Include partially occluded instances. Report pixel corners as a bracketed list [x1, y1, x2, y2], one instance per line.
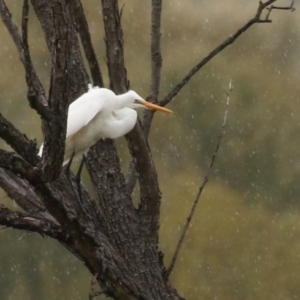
[38, 86, 172, 166]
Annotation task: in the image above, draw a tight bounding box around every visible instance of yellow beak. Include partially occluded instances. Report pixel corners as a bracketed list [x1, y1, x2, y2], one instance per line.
[137, 99, 173, 114]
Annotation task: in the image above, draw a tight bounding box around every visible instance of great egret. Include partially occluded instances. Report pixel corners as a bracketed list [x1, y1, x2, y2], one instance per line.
[38, 86, 172, 207]
[38, 85, 172, 164]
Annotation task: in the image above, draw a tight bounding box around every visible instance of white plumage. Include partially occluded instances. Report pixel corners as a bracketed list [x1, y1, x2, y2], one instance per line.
[38, 86, 172, 165]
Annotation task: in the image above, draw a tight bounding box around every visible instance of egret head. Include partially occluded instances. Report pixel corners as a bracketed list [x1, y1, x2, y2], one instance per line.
[121, 90, 173, 113]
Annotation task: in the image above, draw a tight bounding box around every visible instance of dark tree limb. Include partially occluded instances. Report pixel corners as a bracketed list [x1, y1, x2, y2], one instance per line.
[30, 0, 89, 180]
[72, 0, 104, 87]
[30, 0, 89, 99]
[21, 0, 29, 52]
[0, 112, 38, 165]
[99, 3, 184, 299]
[21, 0, 51, 118]
[166, 80, 232, 278]
[100, 0, 162, 247]
[0, 149, 39, 182]
[143, 0, 163, 135]
[39, 0, 73, 178]
[0, 0, 48, 114]
[0, 168, 51, 219]
[32, 176, 150, 299]
[101, 0, 128, 93]
[102, 0, 162, 239]
[95, 0, 138, 241]
[126, 0, 163, 195]
[0, 205, 70, 243]
[160, 0, 284, 107]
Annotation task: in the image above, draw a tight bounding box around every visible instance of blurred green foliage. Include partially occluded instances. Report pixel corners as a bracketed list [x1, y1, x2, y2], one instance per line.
[0, 0, 300, 299]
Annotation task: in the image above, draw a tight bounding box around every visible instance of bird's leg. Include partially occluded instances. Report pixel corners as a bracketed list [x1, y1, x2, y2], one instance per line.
[64, 151, 76, 184]
[64, 152, 87, 214]
[75, 155, 86, 205]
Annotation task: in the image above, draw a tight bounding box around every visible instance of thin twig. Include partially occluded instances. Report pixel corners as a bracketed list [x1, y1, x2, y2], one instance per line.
[159, 0, 281, 107]
[166, 79, 233, 278]
[265, 0, 295, 20]
[125, 0, 285, 195]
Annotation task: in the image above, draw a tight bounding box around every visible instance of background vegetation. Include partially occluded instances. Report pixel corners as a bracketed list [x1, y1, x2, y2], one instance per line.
[0, 0, 299, 299]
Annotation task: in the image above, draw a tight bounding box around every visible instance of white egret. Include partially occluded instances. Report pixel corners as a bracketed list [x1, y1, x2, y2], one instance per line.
[38, 85, 172, 165]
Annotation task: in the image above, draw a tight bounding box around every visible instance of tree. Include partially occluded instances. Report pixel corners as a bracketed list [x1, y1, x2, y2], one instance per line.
[0, 1, 294, 299]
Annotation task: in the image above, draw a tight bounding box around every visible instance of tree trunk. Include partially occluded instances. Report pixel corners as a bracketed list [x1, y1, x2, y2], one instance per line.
[0, 0, 183, 299]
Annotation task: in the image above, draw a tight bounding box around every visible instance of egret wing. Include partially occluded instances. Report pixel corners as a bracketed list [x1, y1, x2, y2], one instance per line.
[66, 91, 106, 139]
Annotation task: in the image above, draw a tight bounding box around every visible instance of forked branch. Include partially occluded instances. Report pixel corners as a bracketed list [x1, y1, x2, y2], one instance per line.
[0, 0, 48, 115]
[160, 0, 294, 107]
[72, 0, 104, 87]
[166, 80, 232, 278]
[265, 0, 295, 20]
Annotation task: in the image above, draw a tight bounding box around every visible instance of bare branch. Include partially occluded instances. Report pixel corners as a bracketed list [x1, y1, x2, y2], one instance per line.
[160, 0, 283, 107]
[0, 168, 51, 218]
[101, 0, 161, 237]
[101, 0, 128, 93]
[166, 80, 232, 278]
[30, 0, 89, 180]
[148, 0, 163, 102]
[127, 0, 295, 212]
[265, 0, 295, 20]
[126, 0, 163, 195]
[72, 0, 104, 87]
[0, 0, 49, 118]
[0, 112, 38, 165]
[0, 205, 70, 243]
[21, 0, 29, 50]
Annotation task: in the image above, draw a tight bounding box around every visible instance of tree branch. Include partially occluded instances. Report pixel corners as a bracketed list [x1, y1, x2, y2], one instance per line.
[0, 168, 51, 218]
[160, 0, 283, 107]
[21, 0, 29, 52]
[126, 0, 163, 195]
[101, 0, 162, 240]
[166, 80, 232, 278]
[148, 0, 163, 103]
[0, 0, 49, 117]
[144, 0, 163, 137]
[101, 0, 128, 93]
[32, 0, 86, 180]
[0, 112, 38, 165]
[0, 149, 39, 182]
[0, 205, 70, 243]
[72, 0, 104, 87]
[265, 0, 295, 20]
